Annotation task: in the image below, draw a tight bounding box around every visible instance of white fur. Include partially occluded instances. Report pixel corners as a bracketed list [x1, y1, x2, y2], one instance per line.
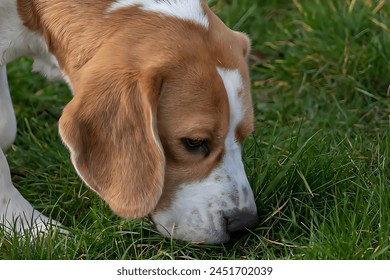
[0, 66, 16, 152]
[107, 0, 209, 28]
[217, 67, 245, 148]
[152, 68, 257, 244]
[0, 147, 65, 237]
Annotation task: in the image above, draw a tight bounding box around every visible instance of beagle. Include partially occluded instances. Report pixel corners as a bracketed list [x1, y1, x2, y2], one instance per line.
[0, 0, 258, 244]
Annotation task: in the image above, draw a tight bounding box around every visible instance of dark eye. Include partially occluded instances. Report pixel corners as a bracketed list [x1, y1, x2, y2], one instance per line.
[182, 138, 210, 155]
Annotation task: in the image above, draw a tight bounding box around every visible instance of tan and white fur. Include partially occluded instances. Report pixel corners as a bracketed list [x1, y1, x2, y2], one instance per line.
[0, 0, 258, 244]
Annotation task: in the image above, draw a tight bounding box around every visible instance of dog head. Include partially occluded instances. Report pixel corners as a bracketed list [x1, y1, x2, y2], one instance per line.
[56, 0, 258, 244]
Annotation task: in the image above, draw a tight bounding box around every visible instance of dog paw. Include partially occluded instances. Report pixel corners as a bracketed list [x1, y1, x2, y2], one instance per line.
[0, 187, 68, 238]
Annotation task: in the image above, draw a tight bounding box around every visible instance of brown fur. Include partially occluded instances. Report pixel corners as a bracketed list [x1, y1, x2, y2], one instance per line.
[17, 0, 254, 217]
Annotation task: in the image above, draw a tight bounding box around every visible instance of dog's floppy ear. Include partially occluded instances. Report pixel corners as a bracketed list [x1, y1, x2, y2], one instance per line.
[59, 66, 165, 218]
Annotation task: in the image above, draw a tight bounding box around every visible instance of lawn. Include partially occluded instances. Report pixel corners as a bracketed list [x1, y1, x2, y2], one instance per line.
[1, 0, 389, 259]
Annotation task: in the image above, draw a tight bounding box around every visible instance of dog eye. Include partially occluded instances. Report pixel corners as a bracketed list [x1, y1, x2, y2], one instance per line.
[183, 138, 205, 149]
[182, 138, 209, 155]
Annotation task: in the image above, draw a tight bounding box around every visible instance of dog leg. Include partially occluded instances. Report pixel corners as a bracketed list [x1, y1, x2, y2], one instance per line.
[0, 65, 16, 152]
[0, 148, 62, 236]
[0, 65, 66, 237]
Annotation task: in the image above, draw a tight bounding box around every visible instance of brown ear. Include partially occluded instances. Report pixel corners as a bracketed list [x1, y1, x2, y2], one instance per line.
[58, 69, 165, 218]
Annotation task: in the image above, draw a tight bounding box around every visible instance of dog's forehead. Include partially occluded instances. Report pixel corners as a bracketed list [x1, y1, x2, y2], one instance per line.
[157, 63, 229, 135]
[158, 62, 251, 144]
[108, 0, 209, 28]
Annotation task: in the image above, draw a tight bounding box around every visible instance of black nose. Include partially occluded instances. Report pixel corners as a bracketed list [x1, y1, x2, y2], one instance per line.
[226, 210, 259, 233]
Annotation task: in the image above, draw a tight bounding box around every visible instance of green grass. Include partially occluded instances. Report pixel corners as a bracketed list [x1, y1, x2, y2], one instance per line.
[1, 0, 389, 259]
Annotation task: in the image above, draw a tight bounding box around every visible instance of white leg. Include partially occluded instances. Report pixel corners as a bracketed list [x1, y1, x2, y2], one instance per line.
[0, 65, 16, 152]
[0, 65, 66, 237]
[0, 148, 63, 236]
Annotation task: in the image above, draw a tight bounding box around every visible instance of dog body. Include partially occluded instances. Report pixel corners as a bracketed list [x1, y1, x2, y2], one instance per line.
[0, 0, 258, 244]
